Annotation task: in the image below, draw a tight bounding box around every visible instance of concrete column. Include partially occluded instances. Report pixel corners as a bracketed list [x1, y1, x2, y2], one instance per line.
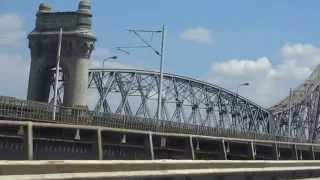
[62, 57, 90, 107]
[24, 122, 33, 160]
[27, 58, 52, 103]
[189, 136, 195, 160]
[96, 129, 103, 160]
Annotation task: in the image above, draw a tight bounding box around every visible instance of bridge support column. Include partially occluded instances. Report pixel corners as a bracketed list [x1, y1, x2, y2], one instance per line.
[250, 141, 256, 160]
[148, 133, 155, 160]
[24, 122, 33, 160]
[96, 128, 103, 160]
[312, 146, 316, 160]
[189, 136, 195, 160]
[273, 143, 279, 160]
[293, 145, 298, 160]
[221, 139, 228, 160]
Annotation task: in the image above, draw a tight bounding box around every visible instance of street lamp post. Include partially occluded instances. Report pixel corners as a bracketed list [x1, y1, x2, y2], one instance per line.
[52, 28, 63, 121]
[102, 56, 118, 68]
[236, 82, 250, 96]
[233, 82, 250, 129]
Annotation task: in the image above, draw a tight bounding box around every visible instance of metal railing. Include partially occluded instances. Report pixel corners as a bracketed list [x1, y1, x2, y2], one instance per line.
[0, 96, 307, 143]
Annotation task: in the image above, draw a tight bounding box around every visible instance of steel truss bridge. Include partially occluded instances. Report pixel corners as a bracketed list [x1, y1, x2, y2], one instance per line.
[53, 68, 272, 136]
[1, 67, 320, 161]
[49, 67, 320, 142]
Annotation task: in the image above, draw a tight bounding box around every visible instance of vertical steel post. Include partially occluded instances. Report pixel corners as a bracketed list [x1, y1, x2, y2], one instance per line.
[250, 141, 256, 160]
[288, 88, 293, 137]
[157, 25, 165, 120]
[222, 139, 228, 160]
[274, 143, 279, 160]
[24, 122, 33, 160]
[148, 132, 155, 160]
[189, 136, 195, 160]
[96, 128, 103, 160]
[53, 28, 63, 121]
[293, 144, 298, 160]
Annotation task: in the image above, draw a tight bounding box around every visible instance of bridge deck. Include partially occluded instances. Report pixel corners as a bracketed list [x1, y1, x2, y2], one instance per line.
[0, 119, 319, 161]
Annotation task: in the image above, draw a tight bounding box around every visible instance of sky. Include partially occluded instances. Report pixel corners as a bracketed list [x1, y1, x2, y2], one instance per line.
[1, 0, 320, 107]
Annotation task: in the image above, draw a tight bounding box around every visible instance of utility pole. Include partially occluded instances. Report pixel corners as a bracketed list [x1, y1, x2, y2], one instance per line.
[52, 28, 63, 121]
[116, 25, 166, 120]
[157, 25, 165, 120]
[288, 88, 293, 137]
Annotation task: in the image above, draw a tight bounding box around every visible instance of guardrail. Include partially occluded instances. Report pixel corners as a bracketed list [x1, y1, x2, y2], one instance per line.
[1, 160, 320, 179]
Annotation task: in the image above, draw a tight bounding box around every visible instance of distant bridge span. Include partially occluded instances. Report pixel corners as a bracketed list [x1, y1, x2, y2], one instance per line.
[271, 65, 320, 142]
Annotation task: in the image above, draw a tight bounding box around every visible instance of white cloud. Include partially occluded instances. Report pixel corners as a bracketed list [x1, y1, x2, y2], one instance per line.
[0, 53, 29, 98]
[0, 13, 28, 98]
[180, 27, 213, 44]
[0, 14, 25, 47]
[207, 43, 320, 107]
[281, 43, 320, 68]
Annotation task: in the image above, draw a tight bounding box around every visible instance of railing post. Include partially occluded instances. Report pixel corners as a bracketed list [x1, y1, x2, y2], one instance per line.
[148, 132, 155, 160]
[24, 122, 33, 160]
[189, 136, 195, 160]
[96, 128, 103, 160]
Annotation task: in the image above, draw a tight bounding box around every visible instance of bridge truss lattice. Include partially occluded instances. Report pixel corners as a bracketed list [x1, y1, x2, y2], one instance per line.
[271, 65, 320, 142]
[83, 69, 272, 135]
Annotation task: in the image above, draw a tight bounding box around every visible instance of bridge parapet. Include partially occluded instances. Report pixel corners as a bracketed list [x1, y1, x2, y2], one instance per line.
[0, 96, 302, 143]
[2, 160, 320, 179]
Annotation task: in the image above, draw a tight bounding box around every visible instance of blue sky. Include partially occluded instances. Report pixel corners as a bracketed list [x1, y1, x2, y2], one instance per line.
[1, 0, 320, 106]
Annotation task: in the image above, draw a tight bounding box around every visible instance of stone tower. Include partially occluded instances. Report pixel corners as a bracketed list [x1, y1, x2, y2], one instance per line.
[27, 0, 96, 107]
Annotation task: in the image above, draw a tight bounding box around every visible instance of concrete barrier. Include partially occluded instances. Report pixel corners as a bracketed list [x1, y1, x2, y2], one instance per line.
[1, 160, 320, 179]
